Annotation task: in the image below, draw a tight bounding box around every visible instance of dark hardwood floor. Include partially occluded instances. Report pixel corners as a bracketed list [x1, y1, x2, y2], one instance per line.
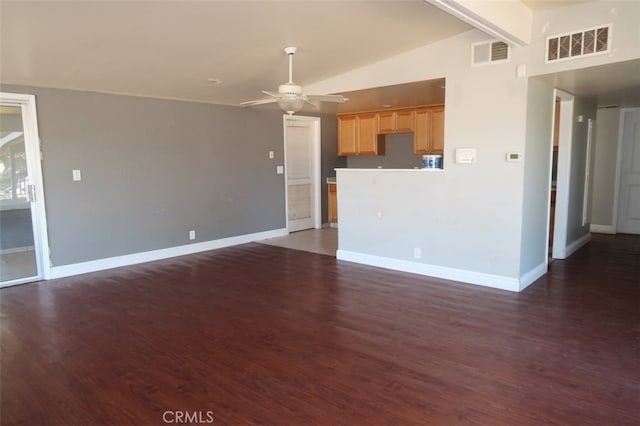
[1, 234, 638, 425]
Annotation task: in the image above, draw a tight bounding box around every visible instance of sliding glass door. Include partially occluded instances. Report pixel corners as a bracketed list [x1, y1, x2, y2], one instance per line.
[0, 94, 50, 286]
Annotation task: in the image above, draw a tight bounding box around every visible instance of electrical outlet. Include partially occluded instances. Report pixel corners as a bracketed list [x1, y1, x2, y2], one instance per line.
[413, 247, 422, 259]
[189, 230, 196, 240]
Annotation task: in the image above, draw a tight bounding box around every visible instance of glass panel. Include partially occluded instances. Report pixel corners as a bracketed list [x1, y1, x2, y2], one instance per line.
[0, 106, 37, 283]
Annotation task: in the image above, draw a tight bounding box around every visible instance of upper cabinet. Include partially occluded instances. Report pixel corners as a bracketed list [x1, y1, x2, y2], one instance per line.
[338, 106, 443, 156]
[414, 106, 444, 155]
[378, 110, 414, 134]
[338, 113, 385, 156]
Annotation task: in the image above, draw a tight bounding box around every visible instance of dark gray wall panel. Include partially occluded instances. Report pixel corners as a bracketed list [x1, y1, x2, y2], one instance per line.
[346, 133, 422, 169]
[2, 85, 319, 266]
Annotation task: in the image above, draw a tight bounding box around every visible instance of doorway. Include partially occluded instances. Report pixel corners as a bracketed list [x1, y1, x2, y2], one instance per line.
[0, 93, 50, 287]
[283, 115, 321, 233]
[615, 108, 640, 234]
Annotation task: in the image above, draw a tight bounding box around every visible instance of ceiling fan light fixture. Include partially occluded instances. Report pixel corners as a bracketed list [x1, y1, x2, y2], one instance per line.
[277, 96, 305, 114]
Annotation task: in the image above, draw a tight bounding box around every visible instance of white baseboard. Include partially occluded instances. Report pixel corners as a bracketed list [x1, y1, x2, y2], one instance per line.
[336, 250, 521, 292]
[566, 232, 591, 257]
[519, 261, 547, 291]
[50, 228, 288, 279]
[590, 224, 615, 234]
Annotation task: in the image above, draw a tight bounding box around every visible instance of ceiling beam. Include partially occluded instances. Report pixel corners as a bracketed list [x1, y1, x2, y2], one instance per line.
[425, 0, 532, 47]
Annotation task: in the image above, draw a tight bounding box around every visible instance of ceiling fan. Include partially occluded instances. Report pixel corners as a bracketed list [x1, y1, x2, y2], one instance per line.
[240, 46, 348, 115]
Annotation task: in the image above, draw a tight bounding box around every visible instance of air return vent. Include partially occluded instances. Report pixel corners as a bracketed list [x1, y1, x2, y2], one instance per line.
[471, 40, 509, 66]
[546, 25, 611, 62]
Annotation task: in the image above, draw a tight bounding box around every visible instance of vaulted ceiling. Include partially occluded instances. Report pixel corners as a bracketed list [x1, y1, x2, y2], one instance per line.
[3, 0, 634, 112]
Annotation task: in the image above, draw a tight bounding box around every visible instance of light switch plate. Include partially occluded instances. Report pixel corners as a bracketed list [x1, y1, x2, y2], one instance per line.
[276, 165, 284, 175]
[72, 169, 82, 181]
[455, 148, 476, 164]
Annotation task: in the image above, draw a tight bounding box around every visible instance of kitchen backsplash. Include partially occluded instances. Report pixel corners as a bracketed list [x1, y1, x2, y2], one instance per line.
[346, 133, 422, 169]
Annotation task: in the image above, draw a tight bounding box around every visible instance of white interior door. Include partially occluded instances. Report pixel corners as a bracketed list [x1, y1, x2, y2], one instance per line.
[284, 116, 320, 233]
[0, 92, 50, 287]
[616, 109, 640, 234]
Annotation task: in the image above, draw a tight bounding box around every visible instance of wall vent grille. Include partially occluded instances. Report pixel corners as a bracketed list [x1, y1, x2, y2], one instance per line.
[546, 25, 611, 63]
[471, 40, 509, 66]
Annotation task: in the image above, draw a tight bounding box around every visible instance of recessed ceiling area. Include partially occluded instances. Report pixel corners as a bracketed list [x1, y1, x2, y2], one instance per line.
[334, 79, 446, 114]
[534, 59, 640, 107]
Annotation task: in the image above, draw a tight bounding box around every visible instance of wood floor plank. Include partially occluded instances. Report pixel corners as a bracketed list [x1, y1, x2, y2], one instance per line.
[1, 234, 639, 425]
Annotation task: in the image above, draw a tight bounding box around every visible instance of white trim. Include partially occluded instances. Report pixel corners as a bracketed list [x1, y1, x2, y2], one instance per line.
[552, 90, 574, 260]
[425, 0, 529, 47]
[336, 249, 521, 292]
[590, 224, 615, 234]
[283, 115, 322, 232]
[581, 118, 594, 226]
[565, 232, 591, 258]
[50, 228, 287, 279]
[519, 262, 547, 291]
[0, 92, 51, 281]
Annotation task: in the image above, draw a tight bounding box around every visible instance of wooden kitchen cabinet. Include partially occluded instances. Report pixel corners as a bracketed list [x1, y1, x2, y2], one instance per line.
[337, 115, 358, 156]
[378, 109, 415, 134]
[414, 106, 444, 155]
[328, 183, 338, 224]
[338, 113, 384, 156]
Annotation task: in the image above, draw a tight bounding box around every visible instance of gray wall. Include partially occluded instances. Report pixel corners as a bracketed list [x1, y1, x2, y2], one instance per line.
[346, 133, 423, 169]
[591, 107, 620, 228]
[2, 85, 340, 266]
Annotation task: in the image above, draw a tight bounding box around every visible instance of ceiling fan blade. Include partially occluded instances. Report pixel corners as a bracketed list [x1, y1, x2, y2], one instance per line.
[306, 94, 349, 103]
[304, 98, 319, 109]
[261, 90, 281, 98]
[240, 98, 278, 107]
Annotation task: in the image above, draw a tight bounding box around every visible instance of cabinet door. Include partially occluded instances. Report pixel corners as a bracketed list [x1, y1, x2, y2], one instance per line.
[396, 110, 415, 133]
[430, 106, 445, 154]
[378, 111, 395, 134]
[357, 113, 380, 155]
[413, 108, 431, 154]
[338, 115, 358, 156]
[328, 183, 338, 223]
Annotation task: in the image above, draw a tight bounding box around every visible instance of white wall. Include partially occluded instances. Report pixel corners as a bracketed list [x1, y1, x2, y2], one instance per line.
[591, 107, 621, 231]
[311, 29, 531, 285]
[528, 0, 640, 76]
[519, 79, 554, 277]
[565, 96, 598, 245]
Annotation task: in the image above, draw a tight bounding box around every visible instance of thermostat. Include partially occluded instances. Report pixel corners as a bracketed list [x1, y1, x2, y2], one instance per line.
[506, 152, 522, 162]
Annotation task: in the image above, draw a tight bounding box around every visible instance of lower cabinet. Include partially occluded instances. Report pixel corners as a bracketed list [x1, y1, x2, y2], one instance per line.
[328, 183, 338, 224]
